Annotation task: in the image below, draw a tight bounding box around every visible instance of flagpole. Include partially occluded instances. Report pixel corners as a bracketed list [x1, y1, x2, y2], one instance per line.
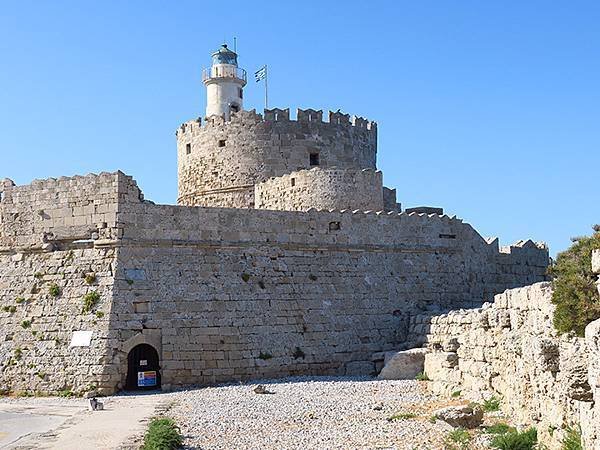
[264, 65, 268, 110]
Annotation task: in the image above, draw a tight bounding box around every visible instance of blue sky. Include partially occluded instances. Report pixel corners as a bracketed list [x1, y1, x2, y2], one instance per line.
[1, 1, 598, 255]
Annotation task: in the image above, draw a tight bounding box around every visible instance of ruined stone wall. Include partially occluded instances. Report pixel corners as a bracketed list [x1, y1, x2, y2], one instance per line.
[0, 173, 549, 395]
[413, 280, 600, 449]
[176, 108, 377, 208]
[254, 167, 384, 212]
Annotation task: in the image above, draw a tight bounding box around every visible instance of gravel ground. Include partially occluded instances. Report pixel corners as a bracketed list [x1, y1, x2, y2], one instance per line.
[169, 376, 470, 450]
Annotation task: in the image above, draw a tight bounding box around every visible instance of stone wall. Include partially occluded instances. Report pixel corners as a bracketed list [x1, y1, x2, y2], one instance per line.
[254, 167, 384, 212]
[0, 172, 138, 249]
[414, 276, 600, 449]
[0, 173, 549, 394]
[176, 108, 377, 208]
[0, 173, 138, 394]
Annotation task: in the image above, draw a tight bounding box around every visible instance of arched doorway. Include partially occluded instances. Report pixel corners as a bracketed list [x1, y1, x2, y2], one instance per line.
[125, 344, 161, 390]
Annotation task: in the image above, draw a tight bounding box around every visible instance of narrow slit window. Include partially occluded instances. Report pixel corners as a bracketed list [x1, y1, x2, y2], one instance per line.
[291, 178, 296, 187]
[309, 153, 319, 166]
[218, 139, 226, 147]
[185, 143, 191, 154]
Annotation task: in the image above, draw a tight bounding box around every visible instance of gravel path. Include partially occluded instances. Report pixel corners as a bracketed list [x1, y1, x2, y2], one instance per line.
[170, 376, 461, 450]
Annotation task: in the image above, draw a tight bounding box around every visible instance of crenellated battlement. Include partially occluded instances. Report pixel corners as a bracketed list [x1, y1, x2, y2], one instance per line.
[176, 107, 377, 137]
[176, 107, 378, 209]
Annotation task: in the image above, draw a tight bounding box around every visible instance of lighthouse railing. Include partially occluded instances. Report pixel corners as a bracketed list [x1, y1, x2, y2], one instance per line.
[202, 67, 247, 83]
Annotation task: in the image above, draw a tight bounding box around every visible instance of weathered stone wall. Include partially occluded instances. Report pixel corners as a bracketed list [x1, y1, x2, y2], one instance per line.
[414, 280, 600, 449]
[0, 173, 549, 395]
[0, 248, 117, 395]
[176, 108, 377, 208]
[0, 172, 138, 249]
[583, 250, 600, 449]
[0, 173, 138, 394]
[254, 167, 384, 212]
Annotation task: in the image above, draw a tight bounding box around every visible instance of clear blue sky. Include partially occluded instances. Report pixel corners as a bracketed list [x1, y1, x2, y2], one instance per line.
[1, 1, 599, 256]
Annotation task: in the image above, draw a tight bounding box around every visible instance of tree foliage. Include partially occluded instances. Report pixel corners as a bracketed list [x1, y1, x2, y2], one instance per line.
[550, 226, 600, 336]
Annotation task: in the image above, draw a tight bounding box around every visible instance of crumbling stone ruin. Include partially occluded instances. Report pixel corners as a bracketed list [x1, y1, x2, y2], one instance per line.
[409, 253, 600, 449]
[0, 44, 550, 398]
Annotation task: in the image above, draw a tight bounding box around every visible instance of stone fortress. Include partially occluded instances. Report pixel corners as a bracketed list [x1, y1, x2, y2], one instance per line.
[0, 44, 550, 398]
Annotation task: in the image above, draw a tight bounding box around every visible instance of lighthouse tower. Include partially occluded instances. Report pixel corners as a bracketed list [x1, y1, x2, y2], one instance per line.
[202, 44, 247, 120]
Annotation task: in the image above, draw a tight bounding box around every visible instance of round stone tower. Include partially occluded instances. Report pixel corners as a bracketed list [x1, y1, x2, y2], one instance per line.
[202, 44, 247, 120]
[177, 45, 387, 211]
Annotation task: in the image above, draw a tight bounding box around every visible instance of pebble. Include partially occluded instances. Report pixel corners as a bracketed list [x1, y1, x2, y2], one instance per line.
[169, 376, 457, 450]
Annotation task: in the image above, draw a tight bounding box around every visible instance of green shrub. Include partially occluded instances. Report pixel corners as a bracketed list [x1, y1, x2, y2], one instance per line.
[486, 422, 516, 435]
[34, 272, 44, 279]
[48, 283, 60, 297]
[451, 390, 462, 398]
[444, 428, 471, 450]
[82, 291, 100, 313]
[483, 396, 502, 412]
[84, 273, 97, 285]
[241, 273, 250, 282]
[491, 427, 537, 450]
[258, 352, 272, 360]
[292, 347, 305, 359]
[15, 297, 26, 304]
[21, 320, 31, 328]
[14, 348, 22, 360]
[95, 311, 105, 318]
[415, 371, 430, 381]
[142, 417, 183, 450]
[562, 426, 583, 450]
[550, 226, 600, 336]
[387, 412, 417, 421]
[58, 389, 75, 398]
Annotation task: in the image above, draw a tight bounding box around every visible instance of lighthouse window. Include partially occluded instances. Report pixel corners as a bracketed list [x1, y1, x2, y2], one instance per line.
[309, 153, 320, 166]
[238, 88, 243, 99]
[185, 143, 191, 154]
[218, 139, 226, 147]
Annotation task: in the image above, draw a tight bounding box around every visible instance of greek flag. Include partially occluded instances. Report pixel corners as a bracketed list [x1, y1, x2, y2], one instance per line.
[255, 65, 267, 82]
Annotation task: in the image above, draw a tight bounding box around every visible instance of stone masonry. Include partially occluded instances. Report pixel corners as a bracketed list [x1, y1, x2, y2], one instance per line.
[255, 167, 385, 212]
[0, 171, 549, 394]
[0, 45, 551, 395]
[413, 255, 600, 449]
[176, 109, 378, 208]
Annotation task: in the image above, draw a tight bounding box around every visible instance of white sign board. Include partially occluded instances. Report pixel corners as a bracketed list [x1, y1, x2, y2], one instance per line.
[70, 331, 93, 347]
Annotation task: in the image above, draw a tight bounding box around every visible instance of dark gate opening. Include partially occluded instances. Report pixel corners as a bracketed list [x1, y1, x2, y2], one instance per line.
[125, 344, 161, 390]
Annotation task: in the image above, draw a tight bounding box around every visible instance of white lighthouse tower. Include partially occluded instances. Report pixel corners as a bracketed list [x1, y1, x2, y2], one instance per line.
[202, 44, 247, 120]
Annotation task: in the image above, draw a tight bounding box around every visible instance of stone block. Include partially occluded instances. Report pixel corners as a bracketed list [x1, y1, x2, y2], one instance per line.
[345, 360, 374, 375]
[434, 405, 484, 429]
[592, 250, 600, 274]
[378, 348, 428, 380]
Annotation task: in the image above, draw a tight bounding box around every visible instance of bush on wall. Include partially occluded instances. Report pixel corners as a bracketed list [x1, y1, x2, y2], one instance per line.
[550, 225, 600, 336]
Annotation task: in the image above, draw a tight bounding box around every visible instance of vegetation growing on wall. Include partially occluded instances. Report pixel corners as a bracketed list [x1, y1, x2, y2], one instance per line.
[550, 225, 600, 336]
